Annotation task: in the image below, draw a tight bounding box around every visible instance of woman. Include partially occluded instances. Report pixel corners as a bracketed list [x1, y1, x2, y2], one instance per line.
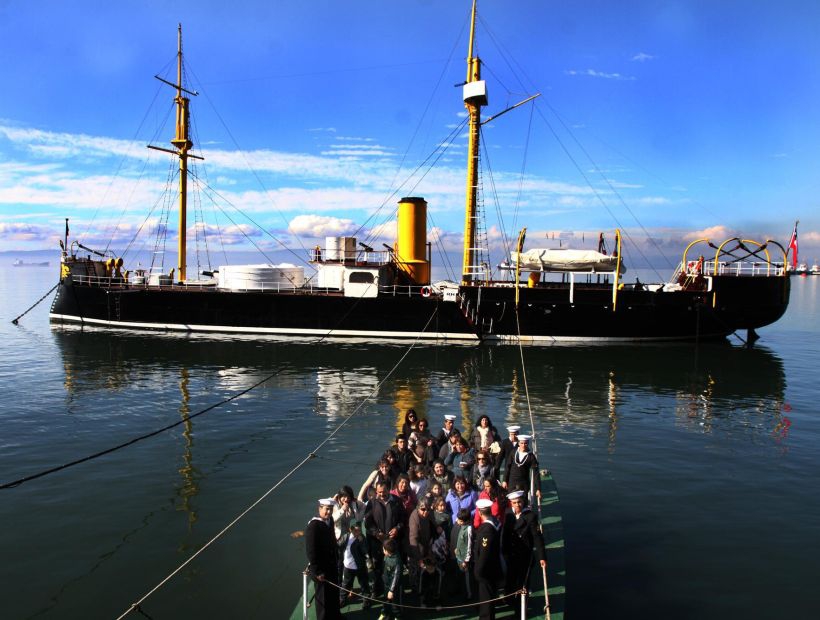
[429, 459, 454, 495]
[471, 449, 494, 490]
[445, 475, 478, 524]
[432, 496, 452, 538]
[409, 464, 429, 498]
[333, 485, 366, 543]
[407, 418, 436, 453]
[401, 409, 419, 439]
[469, 414, 500, 452]
[390, 473, 418, 515]
[472, 478, 507, 528]
[425, 480, 445, 505]
[357, 458, 395, 501]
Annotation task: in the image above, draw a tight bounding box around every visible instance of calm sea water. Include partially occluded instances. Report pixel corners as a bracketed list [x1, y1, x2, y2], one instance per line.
[1, 267, 818, 619]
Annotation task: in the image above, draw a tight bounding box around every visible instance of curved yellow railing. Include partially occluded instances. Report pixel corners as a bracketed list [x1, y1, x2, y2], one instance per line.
[612, 229, 622, 311]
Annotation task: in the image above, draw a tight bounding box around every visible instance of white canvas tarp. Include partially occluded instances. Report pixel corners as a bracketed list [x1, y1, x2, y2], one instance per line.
[510, 248, 624, 273]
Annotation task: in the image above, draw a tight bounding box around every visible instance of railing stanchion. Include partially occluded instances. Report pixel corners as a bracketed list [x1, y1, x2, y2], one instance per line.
[520, 588, 527, 619]
[302, 569, 309, 620]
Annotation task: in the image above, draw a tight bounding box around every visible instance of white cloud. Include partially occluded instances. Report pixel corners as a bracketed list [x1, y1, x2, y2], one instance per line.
[683, 225, 735, 241]
[565, 69, 636, 81]
[0, 222, 56, 242]
[631, 53, 655, 62]
[288, 214, 358, 237]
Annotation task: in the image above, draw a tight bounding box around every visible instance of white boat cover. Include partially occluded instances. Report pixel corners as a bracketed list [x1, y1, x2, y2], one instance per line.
[510, 248, 624, 273]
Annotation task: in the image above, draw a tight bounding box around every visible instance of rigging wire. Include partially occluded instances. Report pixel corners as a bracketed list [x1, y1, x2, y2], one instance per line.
[189, 171, 308, 267]
[361, 118, 470, 252]
[356, 117, 469, 248]
[77, 81, 165, 244]
[113, 307, 440, 620]
[184, 62, 313, 264]
[510, 102, 536, 246]
[100, 100, 176, 255]
[478, 14, 667, 279]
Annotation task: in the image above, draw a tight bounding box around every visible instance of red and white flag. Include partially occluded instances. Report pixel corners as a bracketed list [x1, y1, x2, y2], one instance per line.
[788, 221, 799, 269]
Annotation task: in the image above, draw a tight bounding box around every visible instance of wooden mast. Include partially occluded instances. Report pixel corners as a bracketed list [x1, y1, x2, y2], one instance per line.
[461, 0, 488, 285]
[171, 24, 192, 282]
[148, 24, 202, 282]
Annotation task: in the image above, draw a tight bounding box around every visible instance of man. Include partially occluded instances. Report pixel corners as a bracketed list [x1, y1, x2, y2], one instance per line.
[472, 497, 502, 620]
[435, 414, 460, 451]
[364, 481, 405, 595]
[495, 425, 520, 480]
[305, 498, 343, 620]
[501, 490, 546, 609]
[390, 433, 414, 474]
[438, 427, 463, 461]
[504, 434, 541, 499]
[444, 437, 476, 482]
[408, 499, 437, 600]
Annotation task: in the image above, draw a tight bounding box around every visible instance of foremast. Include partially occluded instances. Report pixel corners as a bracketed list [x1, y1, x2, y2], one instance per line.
[461, 0, 488, 285]
[147, 24, 202, 283]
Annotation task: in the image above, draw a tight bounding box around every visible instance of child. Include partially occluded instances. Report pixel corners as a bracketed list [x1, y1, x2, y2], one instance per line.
[380, 538, 403, 620]
[449, 508, 474, 600]
[340, 521, 372, 609]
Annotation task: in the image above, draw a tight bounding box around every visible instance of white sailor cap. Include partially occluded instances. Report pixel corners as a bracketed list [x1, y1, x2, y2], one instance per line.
[517, 434, 532, 442]
[475, 498, 494, 509]
[444, 414, 457, 421]
[507, 425, 521, 433]
[507, 490, 526, 500]
[318, 498, 338, 507]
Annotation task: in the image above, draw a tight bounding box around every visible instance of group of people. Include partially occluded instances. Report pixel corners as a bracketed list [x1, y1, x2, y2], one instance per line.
[304, 411, 547, 620]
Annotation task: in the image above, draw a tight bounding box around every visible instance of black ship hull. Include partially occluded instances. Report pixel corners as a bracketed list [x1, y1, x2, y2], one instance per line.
[49, 275, 789, 343]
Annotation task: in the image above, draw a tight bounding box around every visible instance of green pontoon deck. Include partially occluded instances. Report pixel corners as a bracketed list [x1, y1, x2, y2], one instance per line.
[289, 471, 565, 620]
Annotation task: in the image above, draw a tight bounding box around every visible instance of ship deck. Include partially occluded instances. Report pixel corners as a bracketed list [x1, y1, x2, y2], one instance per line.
[288, 471, 565, 620]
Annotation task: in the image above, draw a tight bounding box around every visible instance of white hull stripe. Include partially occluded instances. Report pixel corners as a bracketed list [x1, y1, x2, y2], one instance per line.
[49, 313, 480, 341]
[49, 313, 708, 343]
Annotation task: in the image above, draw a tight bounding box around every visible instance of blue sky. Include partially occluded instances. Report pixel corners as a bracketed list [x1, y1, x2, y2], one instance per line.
[2, 0, 820, 270]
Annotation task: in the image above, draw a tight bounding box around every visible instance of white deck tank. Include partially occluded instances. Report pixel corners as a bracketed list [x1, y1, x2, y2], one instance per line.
[217, 264, 304, 291]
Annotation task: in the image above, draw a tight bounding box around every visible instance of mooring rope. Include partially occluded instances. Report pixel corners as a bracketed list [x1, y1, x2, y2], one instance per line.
[11, 282, 59, 325]
[1, 272, 402, 490]
[514, 302, 552, 620]
[0, 365, 289, 490]
[114, 307, 439, 619]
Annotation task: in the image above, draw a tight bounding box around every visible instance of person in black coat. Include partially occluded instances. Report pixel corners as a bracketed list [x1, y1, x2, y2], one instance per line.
[390, 433, 414, 474]
[494, 425, 520, 480]
[364, 481, 406, 595]
[504, 434, 541, 499]
[472, 498, 502, 620]
[435, 414, 460, 451]
[501, 490, 546, 608]
[305, 498, 343, 620]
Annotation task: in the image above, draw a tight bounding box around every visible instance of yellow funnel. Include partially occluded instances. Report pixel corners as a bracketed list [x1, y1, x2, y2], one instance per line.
[396, 197, 430, 284]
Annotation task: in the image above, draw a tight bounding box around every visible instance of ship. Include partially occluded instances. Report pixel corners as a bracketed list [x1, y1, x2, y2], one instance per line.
[13, 259, 50, 267]
[50, 3, 790, 344]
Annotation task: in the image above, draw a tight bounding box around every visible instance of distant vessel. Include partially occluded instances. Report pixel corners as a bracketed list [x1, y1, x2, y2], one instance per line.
[13, 259, 49, 267]
[811, 263, 820, 275]
[50, 7, 790, 343]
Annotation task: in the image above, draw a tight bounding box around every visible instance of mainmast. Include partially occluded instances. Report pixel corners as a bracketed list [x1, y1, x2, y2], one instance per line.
[461, 0, 488, 285]
[148, 24, 202, 283]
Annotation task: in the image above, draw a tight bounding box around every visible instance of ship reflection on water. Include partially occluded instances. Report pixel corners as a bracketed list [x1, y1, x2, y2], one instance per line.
[53, 326, 788, 453]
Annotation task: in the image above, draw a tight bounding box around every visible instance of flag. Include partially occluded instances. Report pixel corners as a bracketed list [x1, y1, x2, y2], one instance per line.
[788, 221, 798, 270]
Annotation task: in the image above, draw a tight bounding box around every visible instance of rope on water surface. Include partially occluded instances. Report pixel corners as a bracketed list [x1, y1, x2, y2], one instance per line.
[0, 365, 289, 490]
[1, 274, 410, 490]
[114, 307, 439, 619]
[11, 282, 59, 325]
